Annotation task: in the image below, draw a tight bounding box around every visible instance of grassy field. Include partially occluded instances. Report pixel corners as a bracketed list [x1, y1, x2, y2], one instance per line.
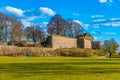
[0, 57, 120, 80]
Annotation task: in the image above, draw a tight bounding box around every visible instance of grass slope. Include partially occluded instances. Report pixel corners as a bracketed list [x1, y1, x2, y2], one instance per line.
[0, 57, 120, 80]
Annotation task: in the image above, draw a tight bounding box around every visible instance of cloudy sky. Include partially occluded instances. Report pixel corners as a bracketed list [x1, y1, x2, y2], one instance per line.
[0, 0, 120, 44]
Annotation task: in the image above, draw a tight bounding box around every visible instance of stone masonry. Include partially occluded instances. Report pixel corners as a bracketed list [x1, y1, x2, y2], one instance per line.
[92, 41, 103, 50]
[77, 39, 92, 49]
[46, 35, 77, 49]
[46, 33, 102, 50]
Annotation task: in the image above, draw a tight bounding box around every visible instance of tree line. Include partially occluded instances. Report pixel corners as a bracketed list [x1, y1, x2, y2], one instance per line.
[0, 13, 84, 46]
[0, 13, 22, 45]
[0, 13, 119, 58]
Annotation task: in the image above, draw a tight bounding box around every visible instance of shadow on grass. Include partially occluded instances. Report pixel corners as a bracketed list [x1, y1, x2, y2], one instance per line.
[0, 62, 120, 78]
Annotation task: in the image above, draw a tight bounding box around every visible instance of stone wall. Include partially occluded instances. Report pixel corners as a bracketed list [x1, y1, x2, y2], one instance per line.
[92, 41, 103, 50]
[46, 36, 52, 47]
[46, 35, 77, 49]
[77, 39, 92, 48]
[0, 46, 54, 56]
[84, 39, 92, 48]
[77, 39, 84, 48]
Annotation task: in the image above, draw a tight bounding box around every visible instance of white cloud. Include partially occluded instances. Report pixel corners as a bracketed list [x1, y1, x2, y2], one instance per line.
[83, 24, 90, 30]
[91, 31, 101, 34]
[27, 16, 38, 21]
[21, 19, 32, 28]
[99, 0, 107, 3]
[103, 23, 111, 26]
[5, 6, 24, 17]
[41, 22, 48, 30]
[99, 0, 113, 4]
[93, 17, 120, 27]
[42, 22, 48, 26]
[105, 32, 116, 35]
[111, 22, 120, 27]
[94, 37, 99, 40]
[91, 31, 116, 35]
[93, 22, 120, 27]
[91, 15, 104, 18]
[93, 19, 106, 23]
[110, 18, 120, 21]
[102, 22, 120, 27]
[73, 20, 82, 24]
[39, 7, 56, 16]
[73, 20, 90, 30]
[93, 36, 101, 41]
[26, 16, 45, 21]
[73, 12, 80, 16]
[93, 24, 100, 28]
[25, 9, 34, 13]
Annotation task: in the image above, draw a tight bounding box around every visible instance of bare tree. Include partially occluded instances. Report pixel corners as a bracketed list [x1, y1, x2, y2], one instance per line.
[47, 15, 84, 37]
[10, 17, 23, 44]
[0, 13, 11, 45]
[68, 20, 84, 38]
[0, 13, 23, 45]
[47, 14, 69, 36]
[24, 24, 46, 46]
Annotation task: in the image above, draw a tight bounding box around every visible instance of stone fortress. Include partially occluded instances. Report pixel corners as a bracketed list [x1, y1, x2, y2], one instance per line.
[46, 33, 103, 50]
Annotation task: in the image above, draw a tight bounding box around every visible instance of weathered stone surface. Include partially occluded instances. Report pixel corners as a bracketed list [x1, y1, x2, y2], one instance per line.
[77, 39, 84, 48]
[46, 35, 102, 50]
[76, 33, 94, 42]
[77, 39, 92, 48]
[84, 39, 92, 48]
[92, 41, 103, 50]
[47, 35, 77, 49]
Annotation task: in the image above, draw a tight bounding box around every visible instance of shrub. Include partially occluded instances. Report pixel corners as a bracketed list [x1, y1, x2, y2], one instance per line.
[0, 46, 50, 57]
[49, 48, 108, 57]
[0, 46, 107, 57]
[50, 48, 96, 57]
[16, 41, 27, 47]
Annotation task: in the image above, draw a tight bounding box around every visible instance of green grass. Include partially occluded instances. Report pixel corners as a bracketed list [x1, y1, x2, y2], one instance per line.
[0, 57, 120, 80]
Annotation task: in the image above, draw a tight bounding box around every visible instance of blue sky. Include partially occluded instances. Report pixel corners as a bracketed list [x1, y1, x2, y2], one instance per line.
[0, 0, 120, 45]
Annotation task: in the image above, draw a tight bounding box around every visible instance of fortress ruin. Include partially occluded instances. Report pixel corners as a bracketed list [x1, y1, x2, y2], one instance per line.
[46, 33, 103, 50]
